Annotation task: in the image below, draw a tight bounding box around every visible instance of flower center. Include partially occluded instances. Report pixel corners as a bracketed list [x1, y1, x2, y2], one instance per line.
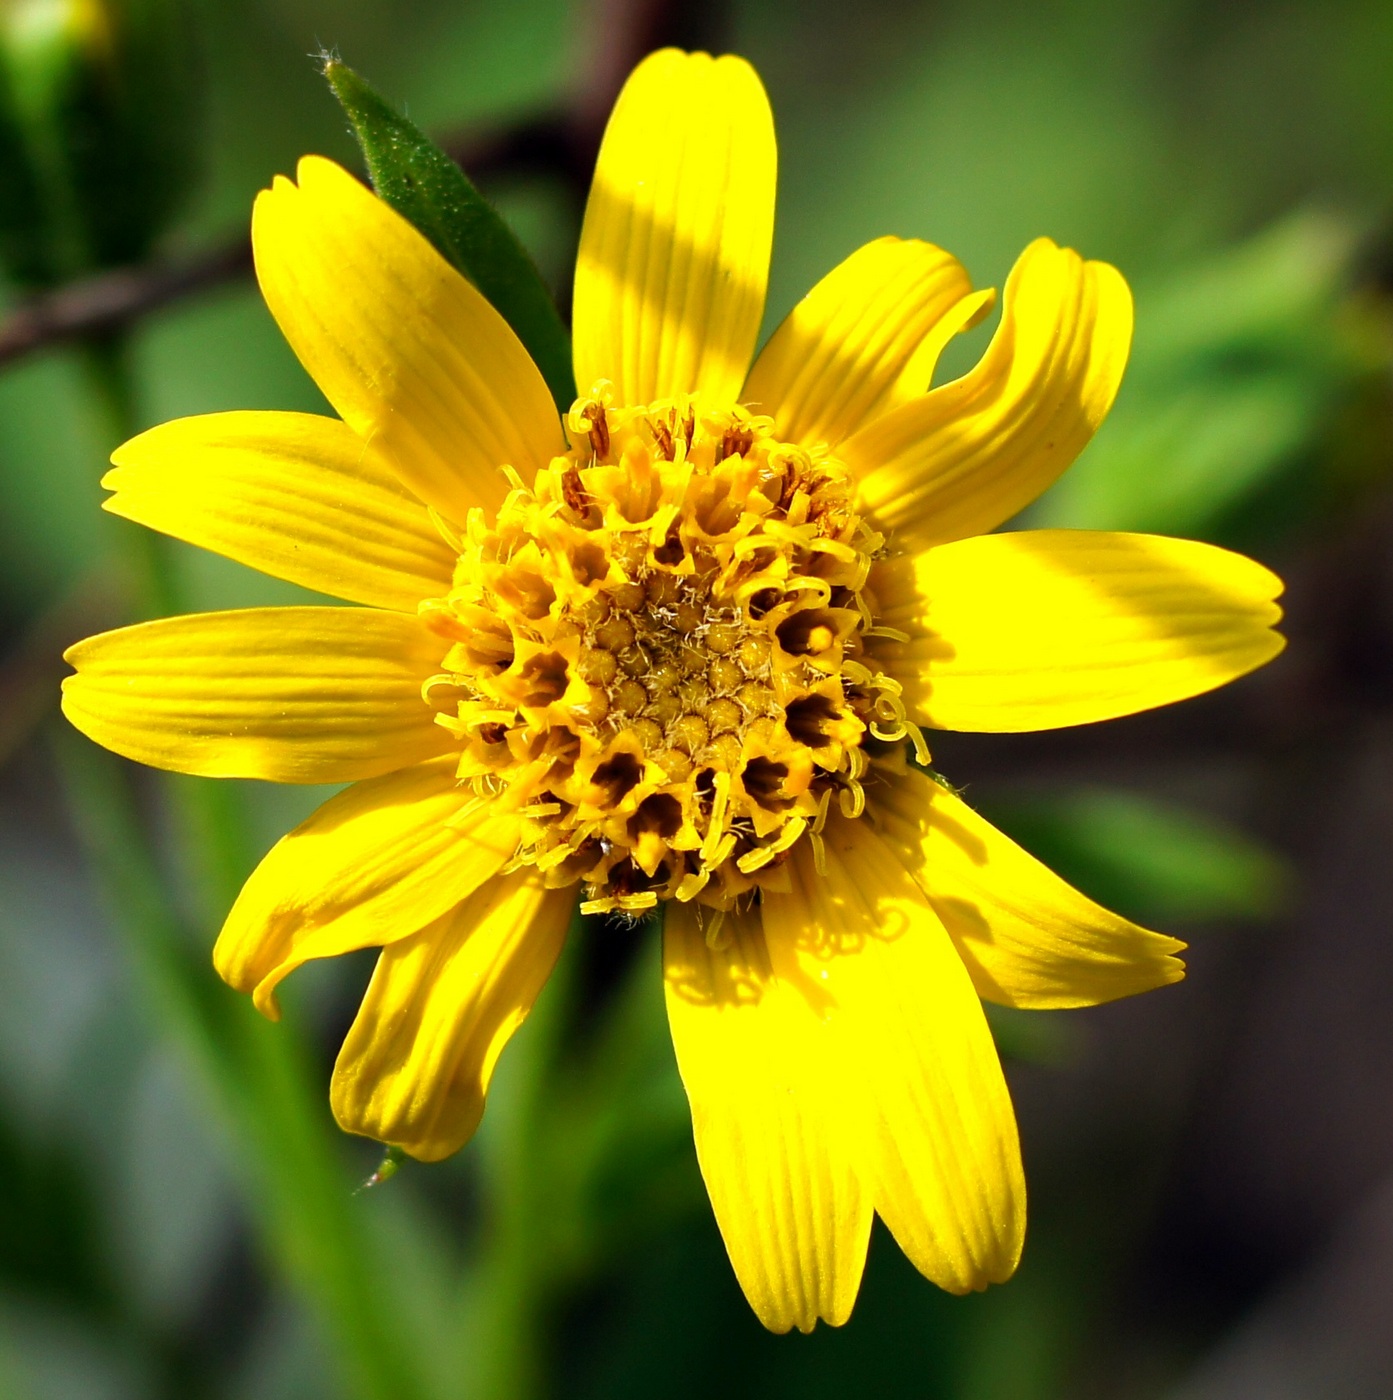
[421, 384, 925, 921]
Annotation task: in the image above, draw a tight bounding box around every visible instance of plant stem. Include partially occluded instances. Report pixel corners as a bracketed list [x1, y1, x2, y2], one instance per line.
[64, 332, 432, 1400]
[461, 926, 585, 1400]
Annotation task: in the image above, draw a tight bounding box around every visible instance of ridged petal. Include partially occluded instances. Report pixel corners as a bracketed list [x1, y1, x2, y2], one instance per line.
[846, 238, 1132, 551]
[253, 155, 562, 523]
[743, 236, 990, 448]
[214, 757, 518, 1018]
[664, 901, 870, 1332]
[573, 49, 776, 406]
[331, 871, 571, 1161]
[761, 817, 1025, 1294]
[871, 766, 1186, 1008]
[104, 411, 456, 612]
[871, 529, 1285, 732]
[61, 606, 453, 782]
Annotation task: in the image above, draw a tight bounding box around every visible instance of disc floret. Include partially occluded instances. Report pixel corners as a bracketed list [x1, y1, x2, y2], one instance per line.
[421, 383, 924, 919]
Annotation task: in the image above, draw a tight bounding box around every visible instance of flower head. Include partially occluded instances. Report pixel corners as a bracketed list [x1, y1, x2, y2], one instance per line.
[61, 50, 1284, 1331]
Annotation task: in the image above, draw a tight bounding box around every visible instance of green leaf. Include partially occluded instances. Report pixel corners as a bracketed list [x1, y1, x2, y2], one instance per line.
[323, 58, 575, 412]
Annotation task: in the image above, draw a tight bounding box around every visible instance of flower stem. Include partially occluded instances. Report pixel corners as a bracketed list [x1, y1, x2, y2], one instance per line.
[64, 332, 433, 1400]
[461, 923, 584, 1400]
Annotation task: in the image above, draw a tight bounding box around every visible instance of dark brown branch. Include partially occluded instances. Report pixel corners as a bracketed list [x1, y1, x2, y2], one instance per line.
[0, 113, 582, 368]
[0, 240, 252, 366]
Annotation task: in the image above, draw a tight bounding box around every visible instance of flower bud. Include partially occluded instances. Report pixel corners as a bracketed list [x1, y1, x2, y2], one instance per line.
[0, 0, 201, 286]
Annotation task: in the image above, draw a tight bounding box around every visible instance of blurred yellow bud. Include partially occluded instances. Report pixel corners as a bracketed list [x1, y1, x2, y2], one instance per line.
[0, 0, 201, 287]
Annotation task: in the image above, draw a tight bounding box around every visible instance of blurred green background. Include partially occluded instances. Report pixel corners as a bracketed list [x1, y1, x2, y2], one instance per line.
[2, 0, 1393, 1396]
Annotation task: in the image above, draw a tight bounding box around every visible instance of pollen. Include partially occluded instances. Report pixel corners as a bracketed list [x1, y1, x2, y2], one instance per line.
[420, 382, 926, 917]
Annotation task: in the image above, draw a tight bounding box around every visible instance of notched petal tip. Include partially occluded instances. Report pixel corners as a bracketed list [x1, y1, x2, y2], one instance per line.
[329, 876, 571, 1163]
[573, 43, 776, 407]
[847, 234, 1136, 552]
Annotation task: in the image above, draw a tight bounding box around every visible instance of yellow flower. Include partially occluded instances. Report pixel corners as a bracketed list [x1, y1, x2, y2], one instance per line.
[60, 50, 1284, 1331]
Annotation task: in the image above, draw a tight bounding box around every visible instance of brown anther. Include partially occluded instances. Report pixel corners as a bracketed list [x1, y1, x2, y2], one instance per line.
[582, 402, 610, 458]
[478, 722, 508, 746]
[653, 419, 674, 459]
[562, 465, 593, 515]
[719, 426, 754, 461]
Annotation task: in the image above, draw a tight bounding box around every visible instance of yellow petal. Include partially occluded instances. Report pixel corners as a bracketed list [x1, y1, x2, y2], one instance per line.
[331, 872, 571, 1161]
[104, 411, 456, 612]
[743, 236, 991, 448]
[664, 901, 870, 1332]
[872, 529, 1285, 732]
[761, 817, 1025, 1294]
[847, 238, 1132, 551]
[573, 49, 776, 406]
[252, 156, 562, 523]
[870, 766, 1185, 1008]
[61, 606, 453, 782]
[214, 757, 519, 1018]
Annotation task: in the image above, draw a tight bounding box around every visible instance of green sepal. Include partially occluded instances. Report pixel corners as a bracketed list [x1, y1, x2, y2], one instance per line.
[323, 58, 575, 413]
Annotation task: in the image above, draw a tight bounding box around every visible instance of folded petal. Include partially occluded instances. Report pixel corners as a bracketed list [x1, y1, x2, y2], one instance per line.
[104, 411, 456, 612]
[846, 238, 1132, 551]
[61, 606, 453, 782]
[743, 236, 991, 448]
[253, 156, 562, 523]
[331, 871, 571, 1161]
[761, 818, 1025, 1294]
[871, 529, 1285, 732]
[870, 766, 1185, 1008]
[214, 757, 519, 1017]
[664, 901, 870, 1332]
[573, 49, 776, 406]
